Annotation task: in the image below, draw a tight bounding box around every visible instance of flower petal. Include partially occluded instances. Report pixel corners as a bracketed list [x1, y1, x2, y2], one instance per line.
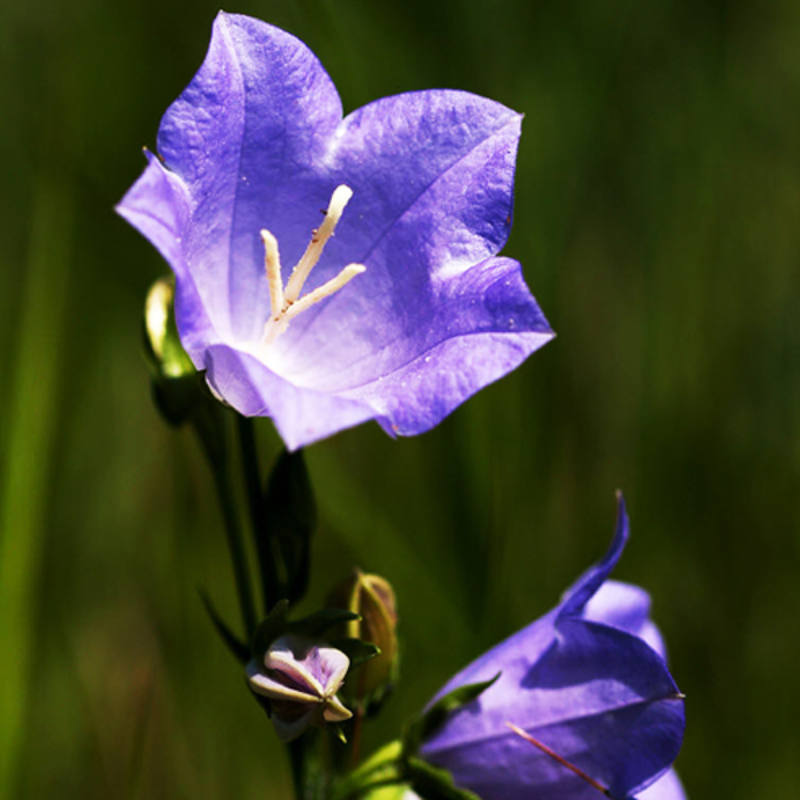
[583, 580, 668, 661]
[636, 768, 687, 800]
[203, 345, 377, 450]
[124, 12, 344, 344]
[558, 493, 629, 620]
[276, 94, 549, 393]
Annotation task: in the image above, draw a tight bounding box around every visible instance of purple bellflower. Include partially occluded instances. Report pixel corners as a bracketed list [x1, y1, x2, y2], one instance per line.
[117, 12, 553, 449]
[419, 496, 685, 800]
[246, 634, 352, 742]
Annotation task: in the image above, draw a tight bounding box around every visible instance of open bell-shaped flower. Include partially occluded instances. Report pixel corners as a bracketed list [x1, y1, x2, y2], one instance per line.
[247, 634, 352, 742]
[117, 12, 554, 449]
[418, 495, 686, 800]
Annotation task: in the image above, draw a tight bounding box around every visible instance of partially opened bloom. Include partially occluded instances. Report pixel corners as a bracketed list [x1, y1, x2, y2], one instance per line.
[117, 12, 553, 449]
[247, 634, 352, 742]
[419, 496, 685, 800]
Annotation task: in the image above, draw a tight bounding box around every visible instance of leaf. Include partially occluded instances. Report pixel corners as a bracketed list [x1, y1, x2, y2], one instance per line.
[405, 757, 483, 800]
[198, 590, 250, 663]
[288, 607, 361, 638]
[329, 638, 381, 669]
[404, 674, 500, 754]
[251, 599, 290, 657]
[260, 448, 317, 607]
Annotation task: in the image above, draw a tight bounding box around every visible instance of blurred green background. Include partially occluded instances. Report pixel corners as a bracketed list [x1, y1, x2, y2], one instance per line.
[1, 0, 799, 797]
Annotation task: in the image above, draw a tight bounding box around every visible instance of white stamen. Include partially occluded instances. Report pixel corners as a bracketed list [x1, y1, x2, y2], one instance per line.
[284, 184, 354, 305]
[261, 229, 284, 319]
[284, 264, 365, 321]
[259, 185, 365, 350]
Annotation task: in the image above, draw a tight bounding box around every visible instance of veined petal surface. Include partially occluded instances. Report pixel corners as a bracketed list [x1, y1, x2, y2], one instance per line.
[118, 12, 553, 448]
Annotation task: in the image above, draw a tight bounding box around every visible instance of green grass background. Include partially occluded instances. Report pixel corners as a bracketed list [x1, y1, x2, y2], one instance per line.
[1, 0, 799, 797]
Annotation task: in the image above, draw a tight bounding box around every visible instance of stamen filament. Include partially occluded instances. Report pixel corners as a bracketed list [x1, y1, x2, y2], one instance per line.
[506, 723, 614, 797]
[283, 264, 365, 321]
[261, 229, 284, 319]
[284, 184, 353, 305]
[259, 185, 365, 350]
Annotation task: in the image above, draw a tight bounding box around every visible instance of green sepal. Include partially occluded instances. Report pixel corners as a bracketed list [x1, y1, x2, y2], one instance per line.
[287, 607, 361, 638]
[331, 741, 404, 800]
[260, 448, 317, 608]
[143, 278, 208, 428]
[404, 674, 500, 754]
[405, 757, 482, 800]
[198, 590, 250, 664]
[329, 638, 381, 670]
[250, 603, 363, 660]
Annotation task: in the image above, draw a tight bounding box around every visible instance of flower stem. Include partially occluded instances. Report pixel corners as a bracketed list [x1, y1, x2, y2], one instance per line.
[288, 738, 304, 799]
[192, 406, 256, 638]
[236, 415, 275, 613]
[210, 459, 257, 638]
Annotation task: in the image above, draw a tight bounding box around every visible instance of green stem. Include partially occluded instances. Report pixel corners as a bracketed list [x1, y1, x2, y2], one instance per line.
[236, 415, 275, 614]
[211, 457, 257, 638]
[193, 409, 256, 638]
[288, 737, 308, 800]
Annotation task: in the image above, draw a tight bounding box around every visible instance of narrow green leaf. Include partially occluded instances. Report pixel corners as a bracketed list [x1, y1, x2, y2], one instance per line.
[288, 607, 361, 638]
[198, 590, 250, 664]
[261, 448, 317, 608]
[251, 599, 290, 657]
[404, 674, 500, 754]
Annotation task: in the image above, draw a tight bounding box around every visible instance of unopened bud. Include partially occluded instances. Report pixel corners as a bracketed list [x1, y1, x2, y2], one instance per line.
[247, 634, 352, 742]
[143, 279, 201, 425]
[328, 570, 399, 706]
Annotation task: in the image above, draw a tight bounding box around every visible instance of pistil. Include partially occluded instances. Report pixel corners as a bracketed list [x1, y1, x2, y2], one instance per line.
[261, 185, 365, 348]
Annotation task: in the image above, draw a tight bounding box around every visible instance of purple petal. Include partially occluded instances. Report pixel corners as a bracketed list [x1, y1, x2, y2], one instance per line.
[583, 580, 668, 661]
[203, 345, 376, 450]
[421, 619, 684, 800]
[117, 154, 222, 360]
[558, 493, 629, 619]
[158, 13, 343, 343]
[636, 769, 687, 800]
[261, 635, 350, 696]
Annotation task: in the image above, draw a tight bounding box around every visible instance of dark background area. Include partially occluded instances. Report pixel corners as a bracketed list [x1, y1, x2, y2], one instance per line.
[1, 0, 798, 797]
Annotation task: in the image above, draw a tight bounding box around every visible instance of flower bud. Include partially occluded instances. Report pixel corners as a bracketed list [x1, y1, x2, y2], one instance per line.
[143, 278, 202, 425]
[144, 279, 195, 379]
[327, 570, 399, 706]
[247, 634, 352, 742]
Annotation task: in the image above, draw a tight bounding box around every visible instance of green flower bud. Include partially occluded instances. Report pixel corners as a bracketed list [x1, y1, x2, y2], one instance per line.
[328, 570, 399, 707]
[144, 279, 195, 379]
[143, 278, 202, 426]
